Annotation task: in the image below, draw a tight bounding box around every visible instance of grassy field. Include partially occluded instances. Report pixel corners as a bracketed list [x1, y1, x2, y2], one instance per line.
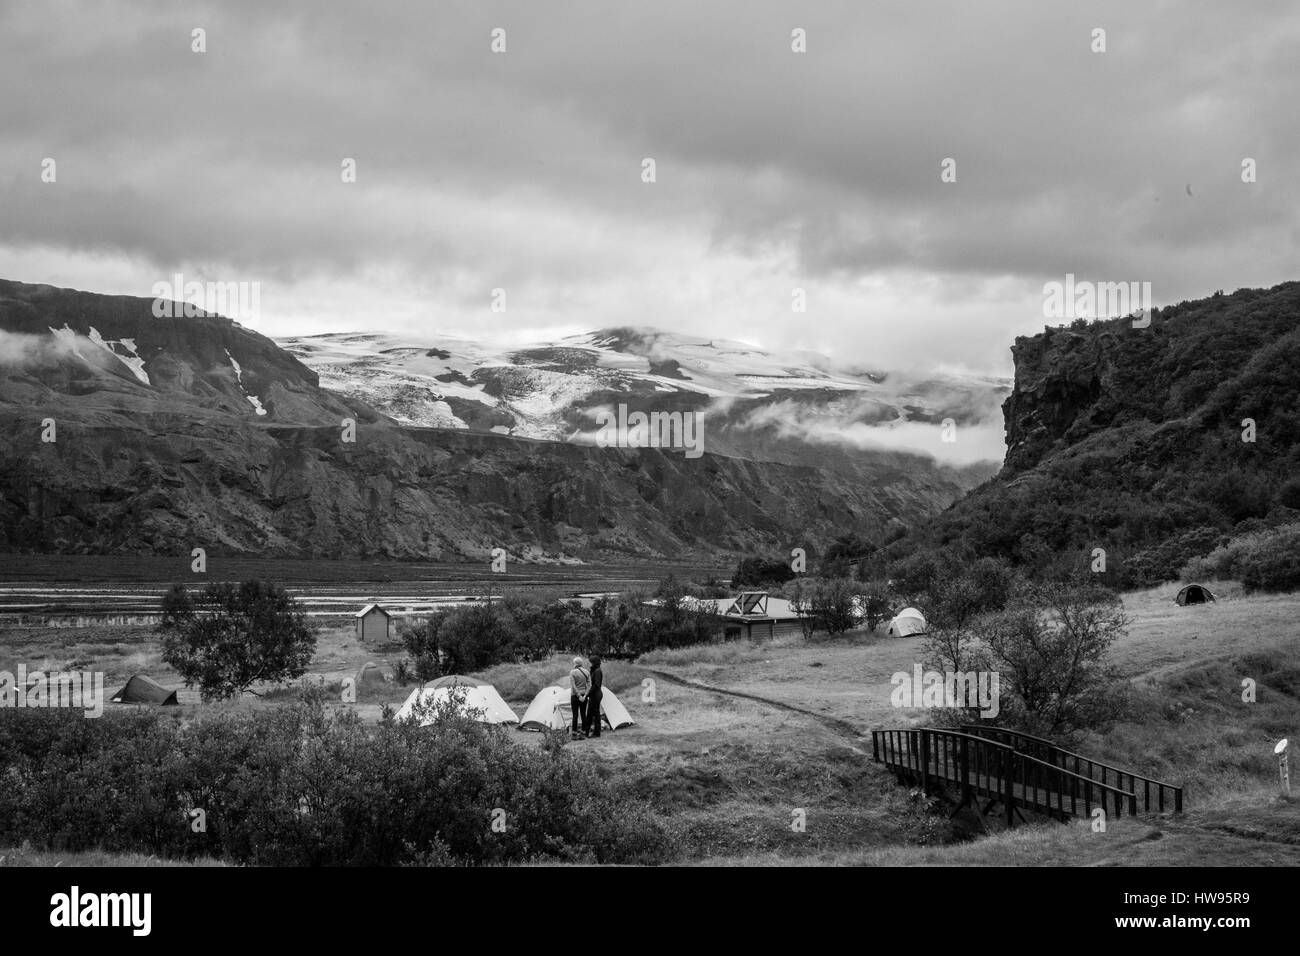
[2, 578, 1297, 865]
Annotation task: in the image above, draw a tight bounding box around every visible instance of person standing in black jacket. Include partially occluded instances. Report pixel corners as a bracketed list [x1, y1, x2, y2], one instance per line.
[584, 654, 604, 738]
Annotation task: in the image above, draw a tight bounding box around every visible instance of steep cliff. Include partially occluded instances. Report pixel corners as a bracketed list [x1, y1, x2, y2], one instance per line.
[888, 280, 1300, 584]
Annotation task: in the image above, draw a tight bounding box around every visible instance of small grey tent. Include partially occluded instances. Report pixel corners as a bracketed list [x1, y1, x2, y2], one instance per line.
[1175, 584, 1216, 606]
[355, 661, 388, 686]
[110, 674, 179, 706]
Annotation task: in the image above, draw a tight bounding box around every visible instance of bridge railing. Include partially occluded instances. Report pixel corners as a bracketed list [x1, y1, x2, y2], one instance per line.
[872, 728, 1139, 825]
[957, 725, 1183, 815]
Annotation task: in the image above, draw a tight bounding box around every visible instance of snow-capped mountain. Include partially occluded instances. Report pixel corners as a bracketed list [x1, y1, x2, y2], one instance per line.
[279, 326, 1011, 464]
[0, 280, 1005, 560]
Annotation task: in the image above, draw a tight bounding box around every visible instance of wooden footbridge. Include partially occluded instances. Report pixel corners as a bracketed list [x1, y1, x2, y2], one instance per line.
[872, 725, 1183, 827]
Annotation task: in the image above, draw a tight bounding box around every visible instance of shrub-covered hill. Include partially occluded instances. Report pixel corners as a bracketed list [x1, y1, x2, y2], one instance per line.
[883, 281, 1300, 588]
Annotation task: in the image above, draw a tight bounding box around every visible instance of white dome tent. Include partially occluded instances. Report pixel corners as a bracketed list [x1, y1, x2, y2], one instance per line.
[887, 607, 928, 638]
[395, 675, 518, 726]
[518, 685, 635, 732]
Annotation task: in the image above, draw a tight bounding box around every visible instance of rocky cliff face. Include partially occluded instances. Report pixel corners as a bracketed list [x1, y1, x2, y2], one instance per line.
[1002, 281, 1300, 475]
[1001, 327, 1119, 473]
[0, 280, 985, 560]
[891, 280, 1300, 583]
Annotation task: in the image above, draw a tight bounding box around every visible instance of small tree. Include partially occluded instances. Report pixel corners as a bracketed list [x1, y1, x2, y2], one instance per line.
[436, 603, 520, 673]
[809, 578, 860, 635]
[979, 578, 1129, 736]
[918, 559, 1016, 678]
[857, 581, 893, 633]
[786, 580, 818, 640]
[922, 574, 991, 681]
[401, 616, 446, 683]
[159, 580, 317, 701]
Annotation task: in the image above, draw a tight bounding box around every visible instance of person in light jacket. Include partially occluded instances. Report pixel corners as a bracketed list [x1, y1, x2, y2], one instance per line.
[584, 654, 604, 738]
[569, 656, 590, 738]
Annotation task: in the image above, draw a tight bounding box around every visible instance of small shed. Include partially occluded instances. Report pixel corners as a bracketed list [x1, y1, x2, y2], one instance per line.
[355, 603, 391, 642]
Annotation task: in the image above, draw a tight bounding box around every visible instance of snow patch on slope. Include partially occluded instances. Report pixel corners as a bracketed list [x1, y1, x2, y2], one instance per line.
[226, 348, 267, 415]
[47, 323, 151, 385]
[87, 326, 151, 385]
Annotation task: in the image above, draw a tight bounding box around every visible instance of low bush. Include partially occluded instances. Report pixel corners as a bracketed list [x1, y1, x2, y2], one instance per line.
[1183, 522, 1300, 592]
[0, 693, 675, 866]
[400, 587, 725, 675]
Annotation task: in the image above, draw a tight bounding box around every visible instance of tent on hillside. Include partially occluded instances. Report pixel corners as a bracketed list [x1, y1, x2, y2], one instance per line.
[887, 607, 928, 637]
[395, 676, 518, 726]
[517, 685, 635, 732]
[355, 662, 388, 686]
[109, 674, 179, 706]
[1175, 584, 1216, 606]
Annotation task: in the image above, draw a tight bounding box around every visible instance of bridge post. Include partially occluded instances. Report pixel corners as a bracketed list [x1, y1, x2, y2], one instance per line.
[1005, 752, 1016, 827]
[960, 735, 971, 804]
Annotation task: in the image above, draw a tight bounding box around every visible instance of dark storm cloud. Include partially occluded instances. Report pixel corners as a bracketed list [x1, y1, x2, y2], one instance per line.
[1, 0, 1297, 371]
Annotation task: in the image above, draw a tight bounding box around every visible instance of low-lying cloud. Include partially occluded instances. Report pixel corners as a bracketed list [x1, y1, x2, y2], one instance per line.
[0, 328, 83, 366]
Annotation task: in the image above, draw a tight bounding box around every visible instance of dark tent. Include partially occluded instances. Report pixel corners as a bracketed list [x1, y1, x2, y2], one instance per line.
[1175, 584, 1216, 606]
[110, 674, 179, 705]
[355, 661, 388, 687]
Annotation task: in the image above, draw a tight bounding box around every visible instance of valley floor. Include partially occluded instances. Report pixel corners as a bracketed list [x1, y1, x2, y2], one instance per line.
[2, 579, 1297, 866]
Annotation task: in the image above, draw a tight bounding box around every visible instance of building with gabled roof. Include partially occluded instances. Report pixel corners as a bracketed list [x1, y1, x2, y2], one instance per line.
[354, 602, 391, 643]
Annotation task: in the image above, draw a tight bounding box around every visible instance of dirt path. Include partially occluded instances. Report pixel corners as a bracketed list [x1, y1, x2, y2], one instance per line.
[640, 667, 875, 755]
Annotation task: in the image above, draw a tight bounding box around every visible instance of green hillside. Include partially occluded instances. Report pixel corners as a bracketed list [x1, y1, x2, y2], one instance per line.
[884, 281, 1300, 588]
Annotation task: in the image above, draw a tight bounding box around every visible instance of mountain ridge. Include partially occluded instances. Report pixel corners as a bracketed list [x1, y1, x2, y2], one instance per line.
[0, 279, 994, 561]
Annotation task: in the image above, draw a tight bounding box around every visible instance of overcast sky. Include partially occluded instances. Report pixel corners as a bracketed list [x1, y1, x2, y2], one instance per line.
[2, 0, 1297, 376]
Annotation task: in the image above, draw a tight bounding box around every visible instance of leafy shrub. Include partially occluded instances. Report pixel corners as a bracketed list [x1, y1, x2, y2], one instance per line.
[1237, 526, 1300, 591]
[731, 555, 796, 587]
[0, 694, 675, 866]
[786, 577, 862, 635]
[400, 585, 725, 674]
[1183, 522, 1300, 591]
